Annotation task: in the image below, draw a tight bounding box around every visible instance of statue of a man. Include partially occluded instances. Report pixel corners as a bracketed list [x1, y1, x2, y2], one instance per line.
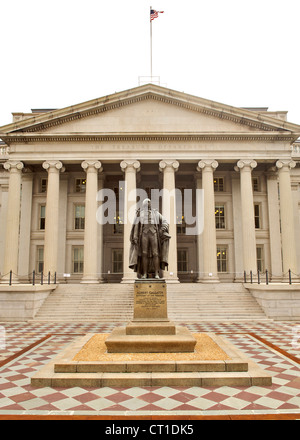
[129, 198, 170, 279]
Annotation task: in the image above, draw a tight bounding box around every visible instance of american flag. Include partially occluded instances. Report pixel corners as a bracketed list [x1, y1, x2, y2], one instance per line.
[150, 9, 164, 21]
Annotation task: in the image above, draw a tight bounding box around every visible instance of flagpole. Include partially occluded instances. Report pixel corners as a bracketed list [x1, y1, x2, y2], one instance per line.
[150, 6, 153, 78]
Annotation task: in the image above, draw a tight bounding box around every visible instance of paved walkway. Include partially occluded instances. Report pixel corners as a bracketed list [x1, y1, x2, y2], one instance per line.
[0, 321, 299, 419]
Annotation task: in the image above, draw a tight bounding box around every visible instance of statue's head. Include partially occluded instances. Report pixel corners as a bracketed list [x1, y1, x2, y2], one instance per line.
[142, 198, 151, 210]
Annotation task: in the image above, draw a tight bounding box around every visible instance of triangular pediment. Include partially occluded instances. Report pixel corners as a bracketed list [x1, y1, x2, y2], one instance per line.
[1, 84, 300, 142]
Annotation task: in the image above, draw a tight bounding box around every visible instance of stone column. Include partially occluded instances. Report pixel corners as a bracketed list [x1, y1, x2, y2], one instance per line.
[97, 175, 105, 283]
[42, 160, 64, 279]
[266, 171, 283, 281]
[159, 160, 179, 283]
[276, 159, 298, 278]
[81, 160, 102, 283]
[1, 161, 24, 283]
[57, 175, 68, 282]
[0, 183, 9, 277]
[235, 159, 257, 276]
[195, 174, 204, 282]
[197, 160, 219, 282]
[231, 173, 244, 281]
[18, 170, 33, 282]
[120, 160, 140, 283]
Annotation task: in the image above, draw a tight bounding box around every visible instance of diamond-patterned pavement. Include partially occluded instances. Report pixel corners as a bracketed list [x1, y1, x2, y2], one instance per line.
[0, 321, 299, 417]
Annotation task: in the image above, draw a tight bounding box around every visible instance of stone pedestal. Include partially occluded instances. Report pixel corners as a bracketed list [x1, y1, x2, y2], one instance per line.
[126, 279, 175, 335]
[105, 279, 196, 353]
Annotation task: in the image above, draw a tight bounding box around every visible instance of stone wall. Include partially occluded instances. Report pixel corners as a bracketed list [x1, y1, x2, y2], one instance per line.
[246, 283, 300, 321]
[0, 285, 56, 321]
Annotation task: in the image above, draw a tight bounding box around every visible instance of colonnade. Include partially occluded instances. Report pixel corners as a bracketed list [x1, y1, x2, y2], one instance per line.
[0, 158, 298, 283]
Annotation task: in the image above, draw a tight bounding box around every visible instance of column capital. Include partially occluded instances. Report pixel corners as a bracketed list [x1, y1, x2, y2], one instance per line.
[120, 160, 140, 172]
[42, 160, 65, 172]
[159, 159, 179, 172]
[197, 159, 218, 172]
[81, 160, 103, 172]
[3, 160, 24, 172]
[234, 159, 257, 172]
[276, 159, 296, 170]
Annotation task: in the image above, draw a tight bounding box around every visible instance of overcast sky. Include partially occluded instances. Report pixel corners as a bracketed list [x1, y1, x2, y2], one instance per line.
[0, 0, 300, 127]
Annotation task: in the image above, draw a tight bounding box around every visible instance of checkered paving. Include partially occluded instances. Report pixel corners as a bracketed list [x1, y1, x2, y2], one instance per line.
[0, 321, 299, 416]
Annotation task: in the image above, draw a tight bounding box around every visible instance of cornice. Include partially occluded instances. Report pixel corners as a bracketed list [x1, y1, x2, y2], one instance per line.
[0, 132, 297, 144]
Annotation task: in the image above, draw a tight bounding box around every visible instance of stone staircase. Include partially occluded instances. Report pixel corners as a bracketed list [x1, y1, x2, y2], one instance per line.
[33, 282, 268, 322]
[167, 283, 268, 322]
[33, 284, 134, 323]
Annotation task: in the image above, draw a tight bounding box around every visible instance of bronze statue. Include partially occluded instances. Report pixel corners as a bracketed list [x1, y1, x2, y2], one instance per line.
[129, 198, 170, 279]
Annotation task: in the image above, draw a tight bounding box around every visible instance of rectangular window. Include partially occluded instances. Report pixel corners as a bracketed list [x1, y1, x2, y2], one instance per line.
[112, 249, 123, 273]
[40, 178, 47, 193]
[217, 247, 227, 272]
[74, 205, 85, 230]
[39, 205, 46, 230]
[215, 205, 225, 229]
[256, 246, 264, 272]
[252, 177, 260, 192]
[177, 216, 186, 234]
[73, 246, 84, 273]
[75, 178, 86, 193]
[254, 204, 261, 229]
[214, 177, 224, 192]
[36, 246, 44, 274]
[113, 188, 123, 234]
[113, 216, 123, 234]
[176, 187, 186, 234]
[177, 250, 188, 273]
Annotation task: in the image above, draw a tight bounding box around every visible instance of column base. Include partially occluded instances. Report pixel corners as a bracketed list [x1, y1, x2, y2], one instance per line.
[162, 271, 180, 283]
[164, 278, 180, 284]
[80, 277, 99, 284]
[197, 276, 220, 283]
[121, 278, 136, 284]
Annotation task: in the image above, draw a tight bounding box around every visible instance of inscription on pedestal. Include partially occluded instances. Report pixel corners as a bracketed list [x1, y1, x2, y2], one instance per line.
[133, 280, 168, 320]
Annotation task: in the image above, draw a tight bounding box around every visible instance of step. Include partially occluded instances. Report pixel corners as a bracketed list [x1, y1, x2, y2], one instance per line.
[33, 282, 267, 322]
[31, 332, 272, 388]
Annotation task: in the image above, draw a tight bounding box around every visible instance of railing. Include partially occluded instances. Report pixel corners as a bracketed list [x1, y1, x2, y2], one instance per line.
[243, 269, 294, 285]
[0, 269, 298, 285]
[1, 270, 57, 286]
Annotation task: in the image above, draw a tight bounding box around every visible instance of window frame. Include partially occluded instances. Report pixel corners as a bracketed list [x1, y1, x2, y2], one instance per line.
[39, 204, 46, 230]
[252, 177, 260, 192]
[112, 249, 123, 274]
[254, 203, 261, 229]
[40, 178, 47, 193]
[74, 204, 85, 230]
[113, 187, 124, 234]
[72, 246, 84, 274]
[217, 246, 228, 273]
[75, 178, 86, 193]
[214, 177, 225, 192]
[177, 249, 188, 273]
[256, 245, 265, 272]
[215, 204, 226, 229]
[36, 246, 44, 274]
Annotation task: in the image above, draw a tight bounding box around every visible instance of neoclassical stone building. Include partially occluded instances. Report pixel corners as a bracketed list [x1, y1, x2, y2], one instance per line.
[1, 84, 300, 284]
